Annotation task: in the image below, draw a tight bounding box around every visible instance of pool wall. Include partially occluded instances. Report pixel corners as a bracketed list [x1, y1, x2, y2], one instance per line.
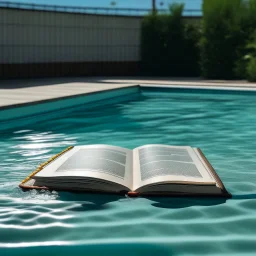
[140, 84, 256, 94]
[2, 84, 256, 131]
[0, 86, 140, 130]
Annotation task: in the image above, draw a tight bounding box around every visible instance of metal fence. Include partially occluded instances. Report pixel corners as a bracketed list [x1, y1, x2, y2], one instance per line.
[0, 1, 202, 17]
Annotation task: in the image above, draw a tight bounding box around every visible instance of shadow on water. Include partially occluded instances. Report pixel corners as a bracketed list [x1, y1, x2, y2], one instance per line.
[58, 192, 256, 211]
[148, 197, 228, 209]
[58, 192, 229, 211]
[150, 193, 256, 208]
[231, 194, 256, 199]
[58, 192, 123, 211]
[5, 243, 172, 256]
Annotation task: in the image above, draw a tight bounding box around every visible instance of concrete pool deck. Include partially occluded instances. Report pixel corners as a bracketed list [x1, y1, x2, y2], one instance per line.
[1, 77, 256, 109]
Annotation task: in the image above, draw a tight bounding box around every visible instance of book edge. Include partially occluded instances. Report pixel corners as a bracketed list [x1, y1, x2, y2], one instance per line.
[19, 146, 74, 190]
[195, 148, 232, 198]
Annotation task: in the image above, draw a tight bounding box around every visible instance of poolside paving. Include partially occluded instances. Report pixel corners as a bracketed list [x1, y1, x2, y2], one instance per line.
[1, 77, 256, 109]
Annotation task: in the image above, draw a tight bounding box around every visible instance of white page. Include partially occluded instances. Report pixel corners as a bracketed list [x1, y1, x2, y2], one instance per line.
[132, 144, 215, 191]
[35, 145, 133, 190]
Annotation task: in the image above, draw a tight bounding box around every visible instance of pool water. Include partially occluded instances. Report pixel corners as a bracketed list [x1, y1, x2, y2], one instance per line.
[1, 88, 256, 255]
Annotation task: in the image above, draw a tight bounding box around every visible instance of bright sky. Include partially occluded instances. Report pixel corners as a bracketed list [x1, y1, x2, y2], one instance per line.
[3, 0, 202, 9]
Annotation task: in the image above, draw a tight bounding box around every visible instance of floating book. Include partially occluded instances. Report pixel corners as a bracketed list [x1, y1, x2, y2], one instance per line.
[19, 145, 231, 197]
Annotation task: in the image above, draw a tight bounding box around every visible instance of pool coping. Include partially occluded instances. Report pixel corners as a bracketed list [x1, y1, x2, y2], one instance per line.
[1, 78, 256, 113]
[1, 79, 256, 136]
[140, 83, 256, 91]
[0, 85, 141, 126]
[0, 84, 140, 111]
[2, 82, 256, 111]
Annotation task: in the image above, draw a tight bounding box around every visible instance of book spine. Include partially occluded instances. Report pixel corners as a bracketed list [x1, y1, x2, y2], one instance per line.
[127, 191, 139, 197]
[19, 146, 74, 189]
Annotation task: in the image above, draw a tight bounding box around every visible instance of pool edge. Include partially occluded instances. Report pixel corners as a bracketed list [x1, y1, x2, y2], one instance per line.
[0, 84, 140, 111]
[0, 85, 140, 124]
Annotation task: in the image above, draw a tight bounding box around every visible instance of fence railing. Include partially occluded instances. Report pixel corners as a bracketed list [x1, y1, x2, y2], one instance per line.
[0, 1, 202, 17]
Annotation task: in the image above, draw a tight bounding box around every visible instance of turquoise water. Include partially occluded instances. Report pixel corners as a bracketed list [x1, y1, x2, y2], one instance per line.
[1, 88, 256, 255]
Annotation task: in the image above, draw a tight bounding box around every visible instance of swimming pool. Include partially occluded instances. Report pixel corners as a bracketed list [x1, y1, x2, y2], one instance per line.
[1, 87, 256, 255]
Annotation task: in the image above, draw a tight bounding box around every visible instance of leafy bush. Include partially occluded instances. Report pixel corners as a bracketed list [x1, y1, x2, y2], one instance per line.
[141, 14, 167, 75]
[240, 0, 256, 37]
[183, 24, 201, 76]
[235, 29, 256, 79]
[245, 32, 256, 81]
[234, 0, 256, 78]
[141, 0, 256, 80]
[165, 3, 186, 76]
[141, 4, 201, 77]
[200, 0, 245, 79]
[246, 58, 256, 82]
[201, 0, 256, 79]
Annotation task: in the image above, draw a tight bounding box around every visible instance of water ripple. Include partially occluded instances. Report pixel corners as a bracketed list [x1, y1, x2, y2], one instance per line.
[1, 89, 256, 255]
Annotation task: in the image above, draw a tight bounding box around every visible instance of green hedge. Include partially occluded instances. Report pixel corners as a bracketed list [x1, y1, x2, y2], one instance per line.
[245, 32, 256, 81]
[141, 0, 256, 81]
[247, 58, 256, 82]
[201, 0, 256, 79]
[200, 0, 244, 79]
[141, 4, 201, 77]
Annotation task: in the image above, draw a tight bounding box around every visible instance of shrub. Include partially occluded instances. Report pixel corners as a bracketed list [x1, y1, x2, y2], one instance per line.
[235, 29, 256, 79]
[183, 24, 201, 76]
[234, 0, 256, 78]
[164, 3, 186, 76]
[141, 14, 167, 75]
[240, 0, 256, 37]
[141, 3, 201, 77]
[246, 58, 256, 82]
[201, 0, 256, 79]
[200, 0, 245, 79]
[245, 32, 256, 81]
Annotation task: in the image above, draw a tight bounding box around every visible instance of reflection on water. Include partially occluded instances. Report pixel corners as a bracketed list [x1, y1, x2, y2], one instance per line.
[1, 89, 256, 255]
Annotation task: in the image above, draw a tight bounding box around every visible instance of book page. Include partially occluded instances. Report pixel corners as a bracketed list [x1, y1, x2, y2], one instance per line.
[35, 145, 133, 190]
[132, 145, 215, 191]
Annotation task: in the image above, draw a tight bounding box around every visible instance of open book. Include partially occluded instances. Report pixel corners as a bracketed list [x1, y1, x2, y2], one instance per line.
[19, 145, 231, 197]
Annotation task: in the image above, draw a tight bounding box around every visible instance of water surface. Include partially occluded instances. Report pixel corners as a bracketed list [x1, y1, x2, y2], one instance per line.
[1, 88, 256, 255]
